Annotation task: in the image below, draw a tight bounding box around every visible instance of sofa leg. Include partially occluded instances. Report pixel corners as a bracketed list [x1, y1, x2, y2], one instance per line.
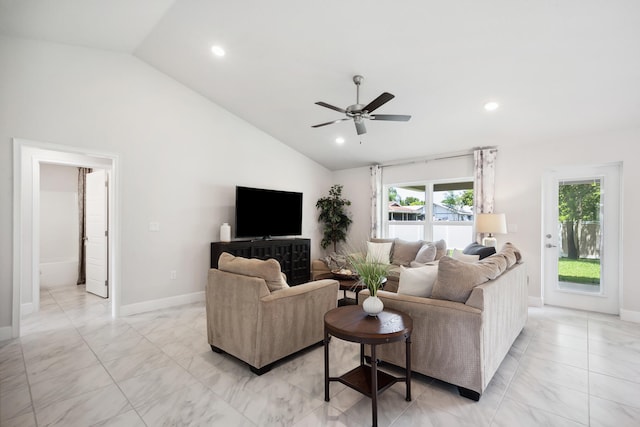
[457, 386, 480, 401]
[210, 345, 222, 353]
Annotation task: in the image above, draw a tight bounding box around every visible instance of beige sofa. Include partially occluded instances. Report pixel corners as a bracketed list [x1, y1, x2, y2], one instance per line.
[312, 238, 448, 292]
[206, 253, 339, 374]
[358, 246, 527, 400]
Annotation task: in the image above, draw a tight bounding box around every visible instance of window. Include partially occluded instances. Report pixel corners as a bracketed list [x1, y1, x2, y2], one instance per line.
[385, 180, 474, 249]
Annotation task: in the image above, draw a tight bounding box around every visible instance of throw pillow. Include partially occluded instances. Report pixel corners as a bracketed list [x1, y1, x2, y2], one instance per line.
[398, 265, 438, 297]
[452, 248, 480, 263]
[324, 252, 350, 270]
[499, 242, 523, 265]
[218, 252, 289, 292]
[462, 242, 497, 260]
[392, 239, 424, 266]
[370, 238, 396, 260]
[366, 241, 393, 264]
[433, 239, 447, 260]
[431, 255, 504, 303]
[414, 243, 437, 264]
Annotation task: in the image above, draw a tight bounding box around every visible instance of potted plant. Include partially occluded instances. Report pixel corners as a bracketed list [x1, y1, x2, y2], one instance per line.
[316, 184, 352, 253]
[348, 253, 389, 316]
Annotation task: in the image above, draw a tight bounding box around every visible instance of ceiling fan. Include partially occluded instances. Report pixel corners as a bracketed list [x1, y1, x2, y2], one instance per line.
[312, 75, 411, 136]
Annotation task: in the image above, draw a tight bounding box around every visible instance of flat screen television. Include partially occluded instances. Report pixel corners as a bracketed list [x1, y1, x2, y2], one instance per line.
[235, 186, 303, 239]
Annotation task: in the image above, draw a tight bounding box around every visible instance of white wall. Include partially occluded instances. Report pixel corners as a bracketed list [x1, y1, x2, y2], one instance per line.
[335, 130, 640, 320]
[0, 36, 332, 332]
[39, 164, 79, 287]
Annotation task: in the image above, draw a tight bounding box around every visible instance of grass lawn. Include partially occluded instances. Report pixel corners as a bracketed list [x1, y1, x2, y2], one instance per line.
[558, 257, 600, 285]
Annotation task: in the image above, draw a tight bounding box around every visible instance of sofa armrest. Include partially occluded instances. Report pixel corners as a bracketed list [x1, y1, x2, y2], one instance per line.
[465, 263, 528, 390]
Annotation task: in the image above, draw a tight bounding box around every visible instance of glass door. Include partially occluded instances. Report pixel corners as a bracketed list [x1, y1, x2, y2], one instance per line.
[542, 163, 621, 314]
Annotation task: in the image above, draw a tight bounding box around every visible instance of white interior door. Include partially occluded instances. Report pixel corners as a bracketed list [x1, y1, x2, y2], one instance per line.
[542, 163, 621, 314]
[85, 170, 108, 298]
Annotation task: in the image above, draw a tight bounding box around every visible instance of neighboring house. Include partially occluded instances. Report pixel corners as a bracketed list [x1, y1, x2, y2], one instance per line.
[388, 202, 472, 222]
[388, 202, 424, 221]
[433, 203, 473, 222]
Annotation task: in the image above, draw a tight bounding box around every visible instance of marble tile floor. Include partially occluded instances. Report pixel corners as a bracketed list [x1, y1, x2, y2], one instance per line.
[1, 284, 640, 426]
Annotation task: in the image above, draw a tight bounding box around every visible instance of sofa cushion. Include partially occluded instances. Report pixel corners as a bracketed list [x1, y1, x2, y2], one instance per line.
[397, 265, 438, 297]
[452, 248, 480, 263]
[392, 239, 424, 266]
[218, 252, 289, 292]
[431, 255, 506, 303]
[498, 242, 523, 266]
[414, 242, 437, 264]
[462, 242, 497, 260]
[366, 241, 393, 264]
[433, 239, 447, 260]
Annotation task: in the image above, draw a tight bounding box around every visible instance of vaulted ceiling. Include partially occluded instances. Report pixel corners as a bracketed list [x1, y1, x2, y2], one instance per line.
[2, 0, 639, 170]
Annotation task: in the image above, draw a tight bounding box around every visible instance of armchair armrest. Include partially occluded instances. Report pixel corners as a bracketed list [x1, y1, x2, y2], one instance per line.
[255, 279, 339, 368]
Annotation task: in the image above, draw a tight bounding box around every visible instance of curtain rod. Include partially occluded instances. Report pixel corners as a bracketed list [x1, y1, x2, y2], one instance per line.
[376, 150, 473, 169]
[374, 146, 497, 169]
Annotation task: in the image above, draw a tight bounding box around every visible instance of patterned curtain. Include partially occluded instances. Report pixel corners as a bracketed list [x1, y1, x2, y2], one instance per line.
[370, 165, 383, 238]
[77, 167, 92, 285]
[473, 148, 498, 242]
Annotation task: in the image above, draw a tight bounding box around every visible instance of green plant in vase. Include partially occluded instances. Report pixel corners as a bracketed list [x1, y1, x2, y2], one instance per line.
[348, 253, 389, 315]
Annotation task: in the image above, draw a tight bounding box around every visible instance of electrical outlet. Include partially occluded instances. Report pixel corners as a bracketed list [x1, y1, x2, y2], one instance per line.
[170, 270, 177, 280]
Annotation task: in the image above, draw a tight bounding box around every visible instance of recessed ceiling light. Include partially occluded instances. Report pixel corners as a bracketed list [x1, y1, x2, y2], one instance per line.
[335, 137, 345, 144]
[484, 101, 499, 111]
[211, 45, 226, 57]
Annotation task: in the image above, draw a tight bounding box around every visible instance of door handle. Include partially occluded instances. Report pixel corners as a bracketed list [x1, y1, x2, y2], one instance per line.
[545, 243, 557, 248]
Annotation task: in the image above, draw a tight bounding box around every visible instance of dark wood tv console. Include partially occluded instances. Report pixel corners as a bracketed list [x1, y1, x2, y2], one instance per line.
[210, 238, 311, 285]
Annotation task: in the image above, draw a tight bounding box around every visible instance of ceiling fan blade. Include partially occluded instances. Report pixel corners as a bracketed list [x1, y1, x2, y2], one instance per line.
[315, 101, 347, 114]
[355, 119, 367, 135]
[311, 117, 350, 128]
[370, 114, 412, 122]
[363, 92, 395, 113]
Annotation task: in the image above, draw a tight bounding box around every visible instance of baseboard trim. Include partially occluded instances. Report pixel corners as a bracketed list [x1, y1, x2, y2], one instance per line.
[620, 308, 640, 324]
[119, 291, 205, 317]
[21, 302, 34, 316]
[528, 296, 543, 307]
[0, 326, 13, 342]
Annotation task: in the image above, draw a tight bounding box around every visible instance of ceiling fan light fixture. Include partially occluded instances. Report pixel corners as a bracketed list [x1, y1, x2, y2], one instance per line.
[311, 75, 411, 136]
[211, 45, 226, 57]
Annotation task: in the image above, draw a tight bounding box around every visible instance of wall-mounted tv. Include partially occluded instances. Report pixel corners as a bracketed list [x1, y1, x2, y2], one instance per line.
[235, 186, 303, 239]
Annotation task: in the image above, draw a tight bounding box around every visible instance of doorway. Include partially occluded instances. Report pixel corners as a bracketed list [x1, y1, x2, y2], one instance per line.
[12, 139, 119, 338]
[542, 163, 621, 314]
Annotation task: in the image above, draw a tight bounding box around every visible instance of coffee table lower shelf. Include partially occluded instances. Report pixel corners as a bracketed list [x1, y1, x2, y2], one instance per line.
[331, 365, 400, 398]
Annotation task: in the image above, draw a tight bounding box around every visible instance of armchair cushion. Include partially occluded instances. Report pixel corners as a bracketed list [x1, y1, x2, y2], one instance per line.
[218, 252, 289, 292]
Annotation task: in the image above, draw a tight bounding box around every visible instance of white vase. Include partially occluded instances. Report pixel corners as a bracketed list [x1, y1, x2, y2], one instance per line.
[362, 295, 384, 316]
[220, 223, 231, 242]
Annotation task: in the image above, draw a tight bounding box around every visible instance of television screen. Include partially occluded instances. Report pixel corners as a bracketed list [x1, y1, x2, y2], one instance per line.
[235, 186, 303, 239]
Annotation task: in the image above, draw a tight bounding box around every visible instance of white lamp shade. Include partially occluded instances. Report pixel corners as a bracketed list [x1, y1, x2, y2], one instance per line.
[475, 213, 507, 235]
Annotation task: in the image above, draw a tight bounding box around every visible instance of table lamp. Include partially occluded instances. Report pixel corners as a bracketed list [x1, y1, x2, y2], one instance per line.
[475, 213, 507, 248]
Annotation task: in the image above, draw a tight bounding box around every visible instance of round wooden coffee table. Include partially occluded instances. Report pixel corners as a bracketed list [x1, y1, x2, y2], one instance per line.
[324, 305, 412, 427]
